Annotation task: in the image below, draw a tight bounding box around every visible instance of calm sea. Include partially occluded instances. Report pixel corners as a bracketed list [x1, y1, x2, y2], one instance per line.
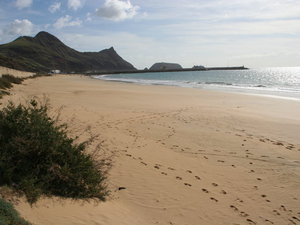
[93, 67, 300, 100]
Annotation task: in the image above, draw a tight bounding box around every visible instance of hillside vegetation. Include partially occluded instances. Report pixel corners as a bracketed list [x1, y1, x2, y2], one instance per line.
[0, 31, 136, 73]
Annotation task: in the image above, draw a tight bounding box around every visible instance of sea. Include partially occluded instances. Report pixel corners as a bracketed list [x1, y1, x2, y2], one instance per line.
[93, 67, 300, 101]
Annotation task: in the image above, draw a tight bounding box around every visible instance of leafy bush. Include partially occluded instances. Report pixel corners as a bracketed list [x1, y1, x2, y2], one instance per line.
[0, 198, 31, 225]
[0, 99, 109, 204]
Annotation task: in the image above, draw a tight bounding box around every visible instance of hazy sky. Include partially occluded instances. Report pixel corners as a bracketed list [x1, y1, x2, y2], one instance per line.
[0, 0, 300, 69]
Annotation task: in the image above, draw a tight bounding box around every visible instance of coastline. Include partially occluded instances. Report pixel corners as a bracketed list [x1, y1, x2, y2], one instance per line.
[3, 74, 300, 225]
[93, 67, 300, 101]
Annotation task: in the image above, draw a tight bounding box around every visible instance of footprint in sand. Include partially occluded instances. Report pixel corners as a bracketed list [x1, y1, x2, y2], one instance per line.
[273, 210, 280, 216]
[246, 218, 256, 224]
[176, 176, 182, 180]
[154, 165, 160, 169]
[288, 219, 297, 225]
[184, 183, 192, 187]
[256, 178, 262, 181]
[286, 145, 295, 150]
[230, 205, 239, 212]
[140, 162, 147, 166]
[221, 190, 227, 194]
[292, 216, 300, 222]
[235, 198, 244, 203]
[203, 156, 208, 159]
[263, 218, 274, 224]
[240, 212, 249, 217]
[274, 142, 284, 146]
[212, 183, 218, 187]
[195, 176, 201, 180]
[210, 197, 218, 202]
[168, 167, 175, 171]
[280, 205, 287, 211]
[161, 172, 167, 176]
[217, 160, 225, 163]
[186, 170, 192, 173]
[202, 188, 209, 193]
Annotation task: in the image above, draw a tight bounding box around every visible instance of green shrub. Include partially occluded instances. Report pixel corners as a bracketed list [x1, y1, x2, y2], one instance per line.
[0, 198, 31, 225]
[1, 75, 24, 85]
[0, 74, 24, 90]
[0, 99, 109, 204]
[0, 78, 12, 90]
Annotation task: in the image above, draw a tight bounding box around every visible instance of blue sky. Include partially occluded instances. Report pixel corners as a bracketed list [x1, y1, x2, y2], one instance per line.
[0, 0, 300, 69]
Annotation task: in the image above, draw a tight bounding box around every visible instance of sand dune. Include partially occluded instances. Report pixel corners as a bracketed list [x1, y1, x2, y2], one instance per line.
[3, 74, 300, 225]
[0, 66, 35, 78]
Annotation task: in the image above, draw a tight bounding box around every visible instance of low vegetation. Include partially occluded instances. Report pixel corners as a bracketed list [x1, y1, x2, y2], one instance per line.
[0, 198, 31, 225]
[0, 98, 109, 204]
[0, 74, 24, 99]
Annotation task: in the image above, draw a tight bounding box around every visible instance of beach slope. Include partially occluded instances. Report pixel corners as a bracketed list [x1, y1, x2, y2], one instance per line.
[4, 75, 300, 225]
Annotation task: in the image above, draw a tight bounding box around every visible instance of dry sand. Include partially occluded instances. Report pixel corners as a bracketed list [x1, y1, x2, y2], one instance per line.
[0, 66, 35, 78]
[2, 73, 300, 225]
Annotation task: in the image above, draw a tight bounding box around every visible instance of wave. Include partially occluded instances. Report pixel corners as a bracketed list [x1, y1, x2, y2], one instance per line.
[204, 81, 232, 86]
[93, 74, 300, 100]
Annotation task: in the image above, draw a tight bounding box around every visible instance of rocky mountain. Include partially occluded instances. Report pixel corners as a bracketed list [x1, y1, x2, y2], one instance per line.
[0, 31, 136, 73]
[149, 62, 182, 71]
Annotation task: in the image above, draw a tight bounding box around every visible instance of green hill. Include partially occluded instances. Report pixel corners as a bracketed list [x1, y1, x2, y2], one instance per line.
[0, 31, 136, 73]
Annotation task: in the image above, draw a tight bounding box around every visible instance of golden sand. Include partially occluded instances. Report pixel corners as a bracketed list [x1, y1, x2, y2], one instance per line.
[2, 73, 300, 225]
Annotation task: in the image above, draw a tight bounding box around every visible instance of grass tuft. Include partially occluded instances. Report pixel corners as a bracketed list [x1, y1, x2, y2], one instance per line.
[0, 98, 109, 204]
[1, 74, 24, 85]
[0, 198, 31, 225]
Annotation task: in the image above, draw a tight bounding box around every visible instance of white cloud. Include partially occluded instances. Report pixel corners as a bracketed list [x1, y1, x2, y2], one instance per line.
[15, 0, 32, 9]
[4, 19, 33, 36]
[86, 12, 92, 21]
[68, 0, 82, 11]
[49, 2, 61, 13]
[96, 0, 139, 21]
[53, 15, 82, 29]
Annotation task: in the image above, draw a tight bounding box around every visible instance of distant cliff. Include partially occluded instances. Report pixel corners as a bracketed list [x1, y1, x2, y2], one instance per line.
[0, 31, 136, 73]
[150, 62, 182, 71]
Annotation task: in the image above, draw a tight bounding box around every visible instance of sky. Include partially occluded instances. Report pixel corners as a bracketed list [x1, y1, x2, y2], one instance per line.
[0, 0, 300, 69]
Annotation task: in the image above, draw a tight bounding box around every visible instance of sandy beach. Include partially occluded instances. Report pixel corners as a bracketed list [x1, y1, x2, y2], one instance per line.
[2, 74, 300, 225]
[0, 66, 35, 78]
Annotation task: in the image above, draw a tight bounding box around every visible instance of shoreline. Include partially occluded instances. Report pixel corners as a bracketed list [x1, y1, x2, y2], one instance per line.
[93, 74, 300, 102]
[3, 74, 300, 225]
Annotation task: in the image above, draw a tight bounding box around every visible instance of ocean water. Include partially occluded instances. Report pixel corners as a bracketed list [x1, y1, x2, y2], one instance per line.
[93, 67, 300, 100]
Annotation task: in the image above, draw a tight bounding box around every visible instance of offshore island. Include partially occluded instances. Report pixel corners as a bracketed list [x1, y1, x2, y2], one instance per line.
[0, 31, 247, 75]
